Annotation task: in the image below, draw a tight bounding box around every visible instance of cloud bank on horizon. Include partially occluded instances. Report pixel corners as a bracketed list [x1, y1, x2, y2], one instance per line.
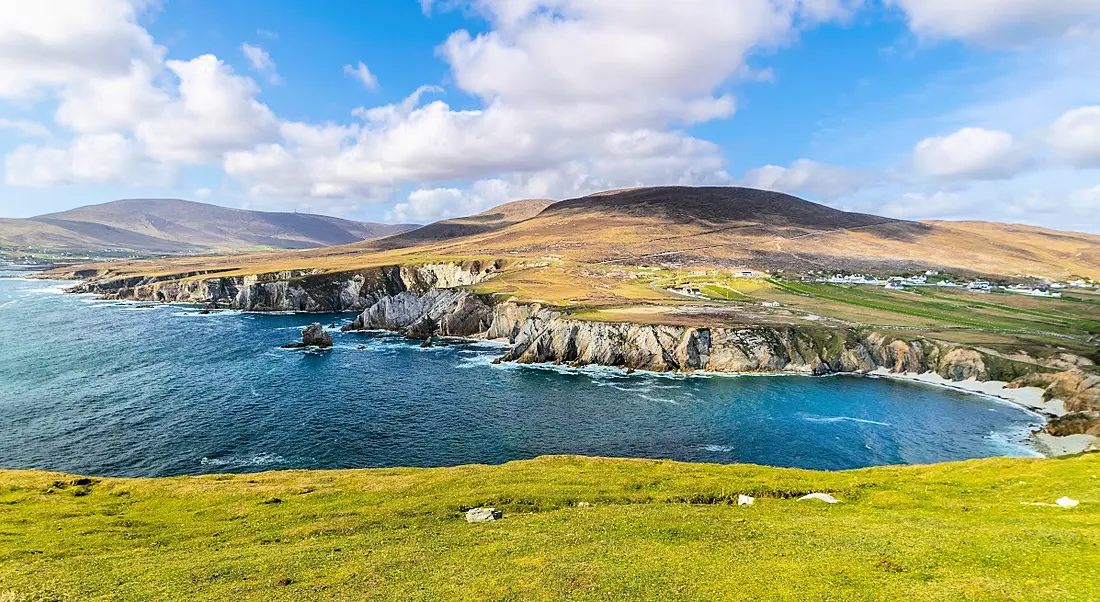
[0, 0, 1097, 231]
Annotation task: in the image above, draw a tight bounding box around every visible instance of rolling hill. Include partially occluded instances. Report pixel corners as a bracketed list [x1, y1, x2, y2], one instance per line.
[371, 198, 556, 249]
[0, 198, 419, 254]
[360, 186, 1100, 280]
[57, 187, 1100, 282]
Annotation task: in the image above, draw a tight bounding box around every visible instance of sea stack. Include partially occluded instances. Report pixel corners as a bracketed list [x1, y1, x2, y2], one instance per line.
[283, 323, 333, 349]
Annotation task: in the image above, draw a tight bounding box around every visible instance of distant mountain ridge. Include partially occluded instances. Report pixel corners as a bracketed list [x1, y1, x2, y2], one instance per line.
[0, 198, 418, 254]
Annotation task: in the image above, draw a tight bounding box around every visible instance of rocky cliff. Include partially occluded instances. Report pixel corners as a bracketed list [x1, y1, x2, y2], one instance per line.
[343, 286, 1039, 381]
[68, 260, 503, 313]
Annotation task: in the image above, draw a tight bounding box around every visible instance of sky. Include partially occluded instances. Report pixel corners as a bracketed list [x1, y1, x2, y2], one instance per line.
[0, 1, 1098, 232]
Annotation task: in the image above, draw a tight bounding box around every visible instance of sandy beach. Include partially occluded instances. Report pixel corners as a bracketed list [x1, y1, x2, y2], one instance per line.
[868, 368, 1097, 457]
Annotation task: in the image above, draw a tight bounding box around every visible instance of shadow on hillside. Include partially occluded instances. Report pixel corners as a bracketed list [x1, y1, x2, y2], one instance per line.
[546, 186, 934, 243]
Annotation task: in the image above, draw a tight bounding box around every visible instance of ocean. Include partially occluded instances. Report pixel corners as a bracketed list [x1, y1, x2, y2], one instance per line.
[0, 273, 1041, 477]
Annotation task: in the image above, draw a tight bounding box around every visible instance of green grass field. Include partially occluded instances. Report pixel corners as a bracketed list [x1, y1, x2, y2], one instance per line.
[2, 455, 1098, 601]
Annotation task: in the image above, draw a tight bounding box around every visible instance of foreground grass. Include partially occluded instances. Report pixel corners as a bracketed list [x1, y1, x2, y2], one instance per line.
[1, 455, 1098, 601]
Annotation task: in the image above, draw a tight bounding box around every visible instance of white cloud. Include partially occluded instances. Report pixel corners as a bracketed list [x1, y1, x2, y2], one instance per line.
[1048, 105, 1100, 168]
[911, 127, 1030, 180]
[194, 187, 212, 199]
[878, 191, 974, 219]
[225, 0, 855, 209]
[134, 55, 279, 164]
[889, 0, 1100, 42]
[241, 43, 280, 84]
[4, 133, 164, 187]
[0, 119, 51, 138]
[1069, 184, 1100, 210]
[0, 0, 161, 99]
[54, 59, 168, 134]
[389, 181, 511, 223]
[740, 159, 869, 199]
[389, 142, 732, 223]
[257, 29, 279, 40]
[344, 62, 379, 90]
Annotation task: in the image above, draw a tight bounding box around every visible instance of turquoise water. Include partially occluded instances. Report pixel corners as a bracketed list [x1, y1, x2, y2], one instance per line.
[0, 273, 1041, 477]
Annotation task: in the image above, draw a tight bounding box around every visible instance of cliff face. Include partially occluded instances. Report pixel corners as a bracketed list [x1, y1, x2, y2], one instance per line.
[343, 287, 1016, 382]
[69, 261, 502, 313]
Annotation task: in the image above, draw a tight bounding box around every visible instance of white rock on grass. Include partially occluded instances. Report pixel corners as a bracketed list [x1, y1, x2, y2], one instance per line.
[798, 493, 841, 504]
[1056, 497, 1080, 508]
[737, 495, 755, 506]
[465, 507, 503, 523]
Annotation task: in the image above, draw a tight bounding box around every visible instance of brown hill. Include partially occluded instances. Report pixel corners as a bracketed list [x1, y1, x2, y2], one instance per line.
[49, 187, 1100, 282]
[369, 199, 555, 249]
[1, 198, 418, 254]
[394, 187, 1099, 279]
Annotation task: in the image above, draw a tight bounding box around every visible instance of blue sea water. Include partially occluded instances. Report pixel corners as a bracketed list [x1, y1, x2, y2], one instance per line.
[0, 273, 1042, 477]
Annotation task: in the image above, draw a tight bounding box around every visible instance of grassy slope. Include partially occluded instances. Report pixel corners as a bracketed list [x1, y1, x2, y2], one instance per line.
[1, 455, 1098, 601]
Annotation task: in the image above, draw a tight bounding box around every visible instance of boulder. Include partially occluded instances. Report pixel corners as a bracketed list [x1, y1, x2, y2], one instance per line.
[737, 494, 755, 506]
[465, 507, 502, 523]
[798, 493, 840, 504]
[283, 323, 333, 349]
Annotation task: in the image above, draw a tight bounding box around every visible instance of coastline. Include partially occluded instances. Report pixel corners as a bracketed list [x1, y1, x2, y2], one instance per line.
[865, 367, 1098, 457]
[19, 280, 1100, 458]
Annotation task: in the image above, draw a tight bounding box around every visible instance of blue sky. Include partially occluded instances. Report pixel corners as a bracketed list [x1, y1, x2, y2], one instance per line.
[0, 0, 1098, 231]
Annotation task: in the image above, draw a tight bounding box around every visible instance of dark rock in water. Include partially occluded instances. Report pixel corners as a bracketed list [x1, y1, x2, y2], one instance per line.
[420, 338, 433, 348]
[329, 323, 337, 329]
[491, 357, 503, 365]
[356, 345, 367, 351]
[403, 315, 437, 341]
[283, 322, 333, 349]
[199, 309, 212, 315]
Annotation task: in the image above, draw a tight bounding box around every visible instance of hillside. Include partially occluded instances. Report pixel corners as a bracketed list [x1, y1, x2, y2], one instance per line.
[370, 198, 556, 249]
[0, 198, 418, 254]
[0, 455, 1096, 600]
[394, 187, 1100, 280]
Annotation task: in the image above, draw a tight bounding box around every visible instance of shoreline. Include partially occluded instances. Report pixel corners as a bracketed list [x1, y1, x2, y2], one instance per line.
[864, 368, 1097, 457]
[22, 281, 1100, 458]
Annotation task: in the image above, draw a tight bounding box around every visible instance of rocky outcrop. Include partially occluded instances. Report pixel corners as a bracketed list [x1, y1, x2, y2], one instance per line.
[283, 323, 333, 349]
[70, 260, 504, 313]
[1012, 369, 1100, 437]
[342, 291, 1031, 383]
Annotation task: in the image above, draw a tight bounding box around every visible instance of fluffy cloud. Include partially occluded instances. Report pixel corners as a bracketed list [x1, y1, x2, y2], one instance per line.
[389, 181, 512, 223]
[4, 133, 162, 187]
[241, 43, 280, 84]
[0, 0, 161, 98]
[877, 191, 974, 219]
[889, 0, 1100, 42]
[1048, 106, 1100, 168]
[224, 0, 857, 209]
[344, 62, 379, 90]
[2, 1, 280, 187]
[740, 159, 869, 199]
[1069, 184, 1100, 210]
[911, 127, 1030, 180]
[54, 60, 168, 134]
[134, 55, 279, 164]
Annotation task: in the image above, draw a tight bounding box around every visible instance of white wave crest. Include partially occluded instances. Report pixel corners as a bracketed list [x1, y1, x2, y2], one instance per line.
[800, 414, 891, 427]
[199, 452, 286, 467]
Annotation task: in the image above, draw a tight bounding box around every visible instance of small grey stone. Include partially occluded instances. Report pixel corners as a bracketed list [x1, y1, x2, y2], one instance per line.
[798, 493, 840, 504]
[465, 507, 502, 523]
